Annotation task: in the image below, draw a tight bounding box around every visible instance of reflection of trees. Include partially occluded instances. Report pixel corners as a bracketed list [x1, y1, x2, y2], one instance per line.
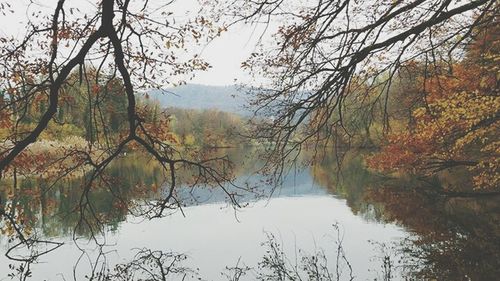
[0, 149, 260, 239]
[3, 147, 499, 280]
[310, 150, 384, 220]
[310, 150, 500, 280]
[0, 149, 254, 280]
[367, 187, 500, 280]
[0, 154, 163, 238]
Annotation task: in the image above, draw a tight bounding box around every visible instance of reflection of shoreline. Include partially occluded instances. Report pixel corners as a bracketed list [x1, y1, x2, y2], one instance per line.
[0, 149, 322, 240]
[366, 185, 500, 280]
[1, 148, 499, 280]
[0, 137, 106, 180]
[309, 149, 500, 279]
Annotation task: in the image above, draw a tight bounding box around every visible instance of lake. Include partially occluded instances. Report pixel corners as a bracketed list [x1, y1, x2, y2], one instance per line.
[0, 149, 499, 280]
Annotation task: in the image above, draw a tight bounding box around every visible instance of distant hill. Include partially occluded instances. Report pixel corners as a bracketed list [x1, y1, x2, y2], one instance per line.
[148, 84, 252, 115]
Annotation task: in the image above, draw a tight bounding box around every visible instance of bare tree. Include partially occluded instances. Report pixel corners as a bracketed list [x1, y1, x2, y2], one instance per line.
[211, 0, 498, 172]
[0, 0, 242, 271]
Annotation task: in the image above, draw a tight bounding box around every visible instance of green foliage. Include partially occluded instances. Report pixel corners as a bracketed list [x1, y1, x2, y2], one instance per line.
[167, 107, 247, 148]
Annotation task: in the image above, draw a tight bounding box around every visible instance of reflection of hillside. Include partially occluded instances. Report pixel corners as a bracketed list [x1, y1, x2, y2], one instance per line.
[309, 150, 384, 220]
[173, 147, 328, 205]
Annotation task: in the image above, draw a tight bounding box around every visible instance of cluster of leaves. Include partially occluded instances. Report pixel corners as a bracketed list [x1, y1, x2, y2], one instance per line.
[367, 25, 499, 190]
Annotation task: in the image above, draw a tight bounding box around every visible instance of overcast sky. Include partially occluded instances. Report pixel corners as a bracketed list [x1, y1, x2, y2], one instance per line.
[189, 23, 267, 86]
[0, 0, 274, 86]
[168, 0, 267, 86]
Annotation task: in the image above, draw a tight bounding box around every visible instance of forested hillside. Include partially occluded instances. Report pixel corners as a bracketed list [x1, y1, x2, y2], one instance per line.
[148, 84, 251, 115]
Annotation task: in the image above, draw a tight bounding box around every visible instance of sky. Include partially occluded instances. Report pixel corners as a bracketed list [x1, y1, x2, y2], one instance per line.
[189, 23, 267, 86]
[166, 0, 265, 86]
[0, 0, 275, 86]
[167, 0, 277, 86]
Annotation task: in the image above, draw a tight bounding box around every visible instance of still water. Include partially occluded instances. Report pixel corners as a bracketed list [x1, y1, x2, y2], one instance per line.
[0, 149, 499, 280]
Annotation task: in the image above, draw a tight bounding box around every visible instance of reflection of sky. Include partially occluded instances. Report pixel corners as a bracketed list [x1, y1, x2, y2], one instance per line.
[174, 166, 329, 206]
[0, 151, 410, 280]
[0, 179, 407, 281]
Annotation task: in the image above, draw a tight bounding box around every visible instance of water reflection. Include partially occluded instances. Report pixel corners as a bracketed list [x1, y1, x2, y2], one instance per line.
[367, 187, 500, 280]
[313, 151, 500, 280]
[0, 148, 499, 280]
